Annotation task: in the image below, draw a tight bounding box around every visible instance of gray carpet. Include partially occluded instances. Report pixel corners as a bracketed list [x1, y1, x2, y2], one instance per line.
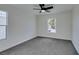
[0, 37, 78, 55]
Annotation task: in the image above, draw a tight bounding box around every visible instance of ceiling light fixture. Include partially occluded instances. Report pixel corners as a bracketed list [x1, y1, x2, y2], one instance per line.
[41, 10, 45, 13]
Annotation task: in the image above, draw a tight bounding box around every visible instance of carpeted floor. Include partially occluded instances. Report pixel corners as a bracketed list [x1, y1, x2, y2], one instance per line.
[0, 37, 78, 55]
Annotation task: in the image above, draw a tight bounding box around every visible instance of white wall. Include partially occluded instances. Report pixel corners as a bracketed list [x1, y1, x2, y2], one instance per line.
[36, 10, 72, 40]
[0, 4, 75, 52]
[0, 5, 36, 52]
[72, 5, 79, 54]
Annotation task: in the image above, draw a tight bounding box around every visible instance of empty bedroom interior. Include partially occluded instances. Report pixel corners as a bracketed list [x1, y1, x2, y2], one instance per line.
[0, 4, 79, 55]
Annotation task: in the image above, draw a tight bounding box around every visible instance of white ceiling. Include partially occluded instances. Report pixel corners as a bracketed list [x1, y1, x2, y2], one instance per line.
[11, 4, 73, 15]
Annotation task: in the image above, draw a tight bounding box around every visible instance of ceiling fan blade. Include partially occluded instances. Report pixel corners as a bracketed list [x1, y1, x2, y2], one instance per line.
[33, 8, 41, 10]
[46, 6, 53, 9]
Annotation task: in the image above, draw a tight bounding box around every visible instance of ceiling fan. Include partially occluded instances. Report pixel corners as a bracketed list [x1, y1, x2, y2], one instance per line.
[33, 4, 54, 13]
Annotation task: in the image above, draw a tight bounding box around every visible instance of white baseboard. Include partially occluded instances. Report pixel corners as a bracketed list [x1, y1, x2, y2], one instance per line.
[0, 35, 71, 52]
[0, 35, 37, 52]
[37, 35, 71, 41]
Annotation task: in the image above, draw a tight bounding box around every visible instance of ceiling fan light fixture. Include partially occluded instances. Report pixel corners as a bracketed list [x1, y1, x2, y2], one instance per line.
[41, 10, 45, 13]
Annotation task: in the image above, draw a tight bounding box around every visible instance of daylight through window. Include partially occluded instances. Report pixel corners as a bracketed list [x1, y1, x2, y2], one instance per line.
[48, 18, 56, 33]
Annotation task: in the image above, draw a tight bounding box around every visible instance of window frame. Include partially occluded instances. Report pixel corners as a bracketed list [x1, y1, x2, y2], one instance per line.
[0, 10, 8, 40]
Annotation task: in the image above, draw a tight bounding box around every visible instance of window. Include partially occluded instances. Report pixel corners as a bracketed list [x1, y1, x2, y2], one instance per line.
[48, 18, 56, 33]
[0, 11, 7, 40]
